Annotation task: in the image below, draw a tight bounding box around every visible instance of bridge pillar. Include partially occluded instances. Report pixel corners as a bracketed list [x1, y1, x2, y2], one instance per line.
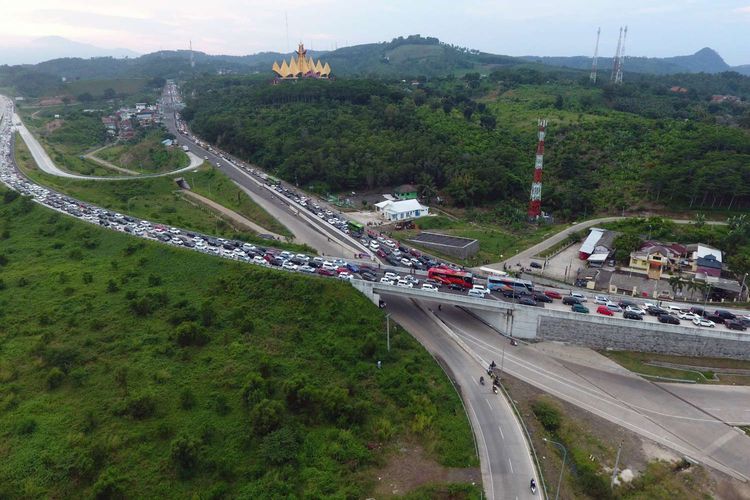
[350, 279, 380, 306]
[462, 306, 538, 339]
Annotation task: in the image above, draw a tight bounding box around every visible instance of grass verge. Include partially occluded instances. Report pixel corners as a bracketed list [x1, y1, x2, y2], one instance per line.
[0, 188, 477, 497]
[601, 351, 750, 385]
[15, 136, 302, 251]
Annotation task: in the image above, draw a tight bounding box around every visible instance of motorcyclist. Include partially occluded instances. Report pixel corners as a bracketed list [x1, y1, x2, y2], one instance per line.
[530, 478, 536, 491]
[479, 376, 484, 385]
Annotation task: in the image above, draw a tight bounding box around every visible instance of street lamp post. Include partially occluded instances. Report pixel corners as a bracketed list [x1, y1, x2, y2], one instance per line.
[543, 438, 568, 500]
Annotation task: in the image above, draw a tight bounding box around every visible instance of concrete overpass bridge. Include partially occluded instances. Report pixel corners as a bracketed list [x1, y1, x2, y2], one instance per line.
[352, 281, 750, 361]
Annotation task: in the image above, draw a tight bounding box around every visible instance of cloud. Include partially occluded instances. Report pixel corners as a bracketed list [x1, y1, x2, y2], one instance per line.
[734, 5, 750, 13]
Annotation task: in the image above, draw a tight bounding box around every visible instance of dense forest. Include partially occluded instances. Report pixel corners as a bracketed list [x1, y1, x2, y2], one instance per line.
[183, 71, 750, 219]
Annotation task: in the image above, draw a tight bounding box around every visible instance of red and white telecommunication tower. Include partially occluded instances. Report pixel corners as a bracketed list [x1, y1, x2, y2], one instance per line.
[527, 119, 548, 220]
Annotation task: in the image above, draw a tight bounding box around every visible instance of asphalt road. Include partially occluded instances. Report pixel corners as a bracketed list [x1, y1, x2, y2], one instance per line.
[432, 303, 750, 482]
[384, 293, 540, 500]
[161, 90, 371, 260]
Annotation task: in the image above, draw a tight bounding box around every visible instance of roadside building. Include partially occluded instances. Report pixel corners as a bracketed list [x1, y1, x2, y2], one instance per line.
[686, 244, 722, 272]
[629, 242, 679, 279]
[374, 199, 429, 221]
[696, 254, 722, 278]
[394, 184, 418, 200]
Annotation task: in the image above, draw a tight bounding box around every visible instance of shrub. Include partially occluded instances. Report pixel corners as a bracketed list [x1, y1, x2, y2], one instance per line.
[212, 394, 230, 416]
[532, 399, 561, 433]
[3, 190, 19, 204]
[258, 427, 301, 466]
[170, 434, 200, 478]
[82, 272, 93, 284]
[147, 274, 162, 287]
[179, 389, 196, 410]
[0, 254, 7, 266]
[249, 399, 284, 436]
[91, 468, 126, 500]
[124, 393, 157, 419]
[106, 279, 119, 293]
[17, 277, 29, 287]
[174, 322, 209, 347]
[16, 418, 37, 435]
[46, 367, 65, 389]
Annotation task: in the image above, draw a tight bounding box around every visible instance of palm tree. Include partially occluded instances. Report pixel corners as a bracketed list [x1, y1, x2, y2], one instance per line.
[668, 275, 684, 298]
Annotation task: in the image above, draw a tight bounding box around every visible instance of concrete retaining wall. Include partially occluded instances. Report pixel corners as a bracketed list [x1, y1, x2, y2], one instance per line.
[538, 316, 750, 360]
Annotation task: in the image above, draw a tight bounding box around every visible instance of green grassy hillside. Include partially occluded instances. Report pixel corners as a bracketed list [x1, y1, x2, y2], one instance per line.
[0, 189, 477, 497]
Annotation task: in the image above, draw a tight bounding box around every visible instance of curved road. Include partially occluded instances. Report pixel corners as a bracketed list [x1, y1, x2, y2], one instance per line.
[13, 113, 204, 180]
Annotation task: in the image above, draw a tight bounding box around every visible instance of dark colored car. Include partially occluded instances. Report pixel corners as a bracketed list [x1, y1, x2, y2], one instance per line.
[532, 292, 552, 303]
[376, 249, 387, 258]
[449, 283, 464, 291]
[646, 306, 669, 316]
[317, 268, 336, 276]
[518, 297, 538, 307]
[409, 248, 422, 257]
[706, 312, 725, 324]
[689, 306, 706, 317]
[618, 299, 638, 309]
[571, 303, 589, 313]
[530, 262, 543, 269]
[658, 314, 680, 325]
[623, 310, 643, 320]
[360, 272, 377, 282]
[725, 319, 748, 331]
[562, 296, 581, 305]
[714, 310, 737, 321]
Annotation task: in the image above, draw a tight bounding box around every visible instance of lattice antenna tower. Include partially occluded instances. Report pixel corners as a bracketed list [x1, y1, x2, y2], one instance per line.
[614, 26, 627, 84]
[189, 40, 195, 69]
[528, 119, 548, 220]
[590, 27, 601, 83]
[611, 27, 622, 82]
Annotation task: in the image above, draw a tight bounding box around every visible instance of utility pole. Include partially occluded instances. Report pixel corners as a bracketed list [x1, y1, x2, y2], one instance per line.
[590, 27, 601, 83]
[611, 440, 623, 489]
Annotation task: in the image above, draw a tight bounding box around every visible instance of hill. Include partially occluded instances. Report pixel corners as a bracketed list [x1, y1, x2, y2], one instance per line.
[0, 36, 138, 66]
[524, 47, 733, 75]
[0, 188, 477, 497]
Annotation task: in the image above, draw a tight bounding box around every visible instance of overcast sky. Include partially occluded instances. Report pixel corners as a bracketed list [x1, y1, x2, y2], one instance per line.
[1, 0, 749, 65]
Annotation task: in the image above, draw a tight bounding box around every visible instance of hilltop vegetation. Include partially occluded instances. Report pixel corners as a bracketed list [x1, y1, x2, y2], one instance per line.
[183, 70, 750, 220]
[0, 189, 476, 497]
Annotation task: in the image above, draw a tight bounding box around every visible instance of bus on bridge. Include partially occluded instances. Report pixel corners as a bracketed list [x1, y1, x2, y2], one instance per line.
[428, 266, 474, 289]
[487, 275, 534, 294]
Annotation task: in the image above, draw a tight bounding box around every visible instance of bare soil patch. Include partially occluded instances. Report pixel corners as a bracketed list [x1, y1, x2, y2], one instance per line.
[371, 441, 480, 497]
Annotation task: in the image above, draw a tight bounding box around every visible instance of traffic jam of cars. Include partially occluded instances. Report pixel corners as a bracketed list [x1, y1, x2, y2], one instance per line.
[4, 93, 749, 332]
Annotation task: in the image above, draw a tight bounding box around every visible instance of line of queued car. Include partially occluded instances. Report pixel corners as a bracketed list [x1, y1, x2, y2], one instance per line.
[559, 291, 750, 330]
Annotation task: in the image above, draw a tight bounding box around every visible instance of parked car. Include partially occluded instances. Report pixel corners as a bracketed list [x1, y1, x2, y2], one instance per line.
[646, 305, 669, 316]
[725, 319, 747, 331]
[471, 285, 491, 296]
[677, 311, 699, 321]
[421, 283, 438, 292]
[689, 306, 706, 317]
[544, 290, 562, 300]
[625, 305, 646, 316]
[693, 317, 716, 328]
[714, 310, 737, 322]
[571, 303, 589, 314]
[571, 292, 587, 302]
[562, 296, 581, 305]
[618, 299, 639, 309]
[518, 297, 538, 307]
[623, 310, 643, 320]
[658, 314, 680, 325]
[532, 292, 552, 303]
[530, 261, 543, 269]
[360, 271, 377, 282]
[317, 268, 336, 277]
[596, 305, 614, 316]
[605, 303, 623, 313]
[468, 289, 486, 299]
[594, 295, 609, 305]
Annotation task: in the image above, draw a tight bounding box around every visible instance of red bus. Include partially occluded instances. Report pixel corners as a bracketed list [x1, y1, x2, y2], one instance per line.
[428, 266, 474, 289]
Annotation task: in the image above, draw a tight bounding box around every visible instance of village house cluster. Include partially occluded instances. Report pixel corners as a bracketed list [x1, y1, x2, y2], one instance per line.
[101, 102, 160, 140]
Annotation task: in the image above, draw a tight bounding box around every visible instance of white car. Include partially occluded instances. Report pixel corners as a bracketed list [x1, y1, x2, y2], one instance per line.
[472, 285, 491, 295]
[369, 241, 380, 251]
[298, 265, 315, 273]
[380, 277, 395, 285]
[400, 258, 412, 267]
[396, 280, 413, 288]
[421, 283, 438, 291]
[385, 240, 397, 248]
[625, 305, 646, 316]
[571, 292, 587, 302]
[252, 256, 269, 266]
[693, 317, 715, 328]
[594, 295, 609, 305]
[678, 311, 699, 321]
[384, 272, 400, 281]
[468, 289, 486, 299]
[605, 302, 622, 313]
[667, 305, 684, 313]
[282, 261, 298, 271]
[338, 272, 354, 280]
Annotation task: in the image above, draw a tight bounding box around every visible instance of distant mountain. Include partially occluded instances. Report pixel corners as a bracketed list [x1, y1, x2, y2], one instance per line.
[733, 65, 750, 77]
[522, 47, 739, 75]
[0, 36, 138, 65]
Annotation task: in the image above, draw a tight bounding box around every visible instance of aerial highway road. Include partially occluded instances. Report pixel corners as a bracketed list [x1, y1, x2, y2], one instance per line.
[383, 293, 541, 500]
[431, 302, 750, 482]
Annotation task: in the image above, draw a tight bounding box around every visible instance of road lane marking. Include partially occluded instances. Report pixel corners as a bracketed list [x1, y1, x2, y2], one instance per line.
[498, 425, 505, 440]
[508, 458, 514, 474]
[486, 399, 493, 410]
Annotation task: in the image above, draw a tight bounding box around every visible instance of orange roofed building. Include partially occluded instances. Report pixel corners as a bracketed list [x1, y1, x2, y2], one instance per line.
[272, 43, 331, 79]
